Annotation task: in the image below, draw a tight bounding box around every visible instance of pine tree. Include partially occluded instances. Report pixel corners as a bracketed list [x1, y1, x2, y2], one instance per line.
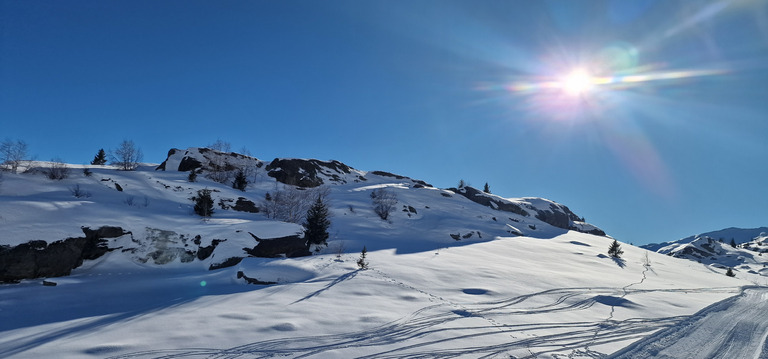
[608, 239, 624, 258]
[193, 188, 214, 217]
[232, 170, 248, 191]
[304, 195, 331, 245]
[357, 246, 368, 269]
[483, 182, 491, 193]
[730, 238, 737, 248]
[91, 148, 107, 165]
[188, 170, 197, 182]
[726, 267, 735, 277]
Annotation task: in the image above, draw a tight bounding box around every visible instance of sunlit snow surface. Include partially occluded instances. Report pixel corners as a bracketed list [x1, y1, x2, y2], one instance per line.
[0, 164, 761, 358]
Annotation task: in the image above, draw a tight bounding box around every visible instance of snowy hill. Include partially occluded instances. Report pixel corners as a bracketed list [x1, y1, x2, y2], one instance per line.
[0, 149, 764, 358]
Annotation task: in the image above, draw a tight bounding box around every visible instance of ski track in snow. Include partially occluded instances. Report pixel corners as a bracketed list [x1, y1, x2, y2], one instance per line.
[610, 286, 768, 359]
[103, 266, 743, 359]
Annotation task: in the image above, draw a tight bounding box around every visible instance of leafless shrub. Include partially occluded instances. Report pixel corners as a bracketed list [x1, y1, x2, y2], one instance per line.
[371, 188, 397, 220]
[47, 158, 70, 180]
[70, 184, 91, 198]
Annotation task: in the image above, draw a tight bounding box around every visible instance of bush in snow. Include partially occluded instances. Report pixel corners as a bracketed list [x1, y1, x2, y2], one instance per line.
[726, 268, 735, 277]
[188, 170, 197, 182]
[608, 239, 624, 258]
[46, 158, 70, 180]
[304, 195, 331, 246]
[371, 188, 397, 221]
[70, 184, 91, 198]
[193, 188, 215, 217]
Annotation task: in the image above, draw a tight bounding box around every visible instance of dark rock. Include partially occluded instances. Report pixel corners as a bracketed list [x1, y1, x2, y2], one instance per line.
[266, 158, 361, 187]
[209, 257, 243, 270]
[178, 156, 203, 172]
[449, 186, 529, 217]
[232, 197, 259, 213]
[370, 171, 433, 188]
[114, 183, 123, 192]
[245, 233, 310, 258]
[0, 226, 126, 283]
[237, 271, 277, 285]
[42, 280, 57, 286]
[197, 239, 225, 260]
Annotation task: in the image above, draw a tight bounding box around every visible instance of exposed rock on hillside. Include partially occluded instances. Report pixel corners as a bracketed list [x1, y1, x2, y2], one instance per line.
[265, 158, 365, 187]
[0, 226, 128, 283]
[449, 186, 605, 236]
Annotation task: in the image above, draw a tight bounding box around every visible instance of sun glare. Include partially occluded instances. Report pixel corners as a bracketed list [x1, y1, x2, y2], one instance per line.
[561, 69, 594, 96]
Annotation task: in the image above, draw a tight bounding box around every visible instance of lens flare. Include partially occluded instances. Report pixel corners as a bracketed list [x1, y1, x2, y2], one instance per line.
[560, 69, 594, 95]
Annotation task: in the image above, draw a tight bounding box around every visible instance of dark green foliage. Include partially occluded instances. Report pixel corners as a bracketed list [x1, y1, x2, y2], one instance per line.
[726, 267, 735, 277]
[232, 170, 247, 191]
[193, 188, 214, 217]
[91, 149, 107, 165]
[304, 196, 331, 245]
[730, 238, 737, 248]
[188, 170, 197, 182]
[483, 182, 491, 193]
[608, 239, 624, 258]
[357, 246, 368, 269]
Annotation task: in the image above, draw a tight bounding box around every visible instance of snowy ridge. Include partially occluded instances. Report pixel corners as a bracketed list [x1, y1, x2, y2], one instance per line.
[0, 149, 763, 358]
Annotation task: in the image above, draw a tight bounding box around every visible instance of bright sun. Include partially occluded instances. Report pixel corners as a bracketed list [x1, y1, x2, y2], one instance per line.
[561, 69, 594, 96]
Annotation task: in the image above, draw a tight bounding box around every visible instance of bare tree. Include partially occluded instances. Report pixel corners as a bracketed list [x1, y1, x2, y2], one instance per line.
[208, 139, 231, 153]
[0, 139, 29, 173]
[262, 185, 330, 224]
[112, 140, 143, 171]
[371, 188, 397, 220]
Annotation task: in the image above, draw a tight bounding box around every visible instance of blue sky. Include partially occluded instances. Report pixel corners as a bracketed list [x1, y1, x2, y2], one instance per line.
[2, 0, 767, 245]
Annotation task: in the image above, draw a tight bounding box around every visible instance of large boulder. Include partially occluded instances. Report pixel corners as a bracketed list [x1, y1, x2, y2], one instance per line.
[244, 233, 311, 258]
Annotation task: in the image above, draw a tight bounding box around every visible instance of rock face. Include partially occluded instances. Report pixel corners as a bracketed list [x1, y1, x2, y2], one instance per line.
[0, 226, 128, 283]
[265, 158, 365, 187]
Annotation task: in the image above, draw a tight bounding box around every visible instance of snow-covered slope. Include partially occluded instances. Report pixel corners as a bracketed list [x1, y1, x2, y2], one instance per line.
[0, 151, 762, 358]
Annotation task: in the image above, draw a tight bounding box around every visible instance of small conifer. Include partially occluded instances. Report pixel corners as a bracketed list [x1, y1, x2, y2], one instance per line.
[91, 149, 107, 165]
[608, 239, 624, 258]
[304, 196, 331, 245]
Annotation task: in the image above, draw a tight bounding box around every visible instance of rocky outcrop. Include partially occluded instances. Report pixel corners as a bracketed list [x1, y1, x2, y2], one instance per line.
[449, 186, 529, 217]
[369, 171, 432, 188]
[266, 158, 364, 187]
[245, 232, 311, 258]
[0, 226, 129, 283]
[448, 187, 605, 236]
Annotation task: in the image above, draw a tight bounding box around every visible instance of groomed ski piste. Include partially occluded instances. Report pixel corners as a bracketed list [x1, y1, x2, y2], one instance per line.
[1, 155, 766, 358]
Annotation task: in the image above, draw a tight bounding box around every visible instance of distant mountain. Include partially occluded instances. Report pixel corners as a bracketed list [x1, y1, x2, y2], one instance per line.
[642, 227, 768, 252]
[642, 227, 768, 275]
